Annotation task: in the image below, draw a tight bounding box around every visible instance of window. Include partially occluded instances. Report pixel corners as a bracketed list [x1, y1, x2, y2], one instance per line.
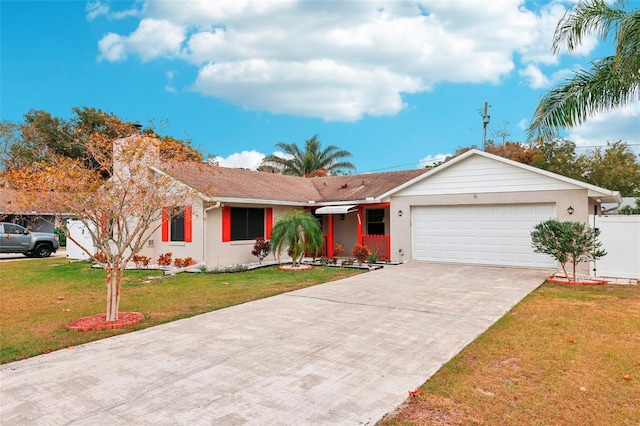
[231, 208, 264, 241]
[366, 208, 385, 235]
[222, 207, 272, 242]
[162, 205, 192, 243]
[170, 210, 185, 242]
[3, 224, 25, 234]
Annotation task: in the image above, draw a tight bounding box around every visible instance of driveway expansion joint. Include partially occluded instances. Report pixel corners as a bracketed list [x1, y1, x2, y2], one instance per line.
[283, 293, 493, 323]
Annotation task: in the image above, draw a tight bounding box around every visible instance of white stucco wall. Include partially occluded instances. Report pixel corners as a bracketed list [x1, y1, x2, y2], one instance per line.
[204, 204, 295, 269]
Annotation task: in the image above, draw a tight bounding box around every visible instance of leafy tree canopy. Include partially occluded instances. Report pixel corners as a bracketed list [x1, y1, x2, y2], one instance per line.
[1, 106, 203, 176]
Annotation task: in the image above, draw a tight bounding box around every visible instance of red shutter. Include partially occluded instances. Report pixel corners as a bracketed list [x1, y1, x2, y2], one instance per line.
[222, 206, 231, 242]
[161, 207, 169, 242]
[265, 208, 273, 239]
[184, 205, 192, 243]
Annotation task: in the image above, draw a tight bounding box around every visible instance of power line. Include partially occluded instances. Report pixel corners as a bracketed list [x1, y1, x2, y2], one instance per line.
[361, 142, 640, 174]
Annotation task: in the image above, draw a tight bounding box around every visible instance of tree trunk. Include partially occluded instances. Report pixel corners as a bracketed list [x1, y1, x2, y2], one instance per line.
[105, 264, 122, 322]
[559, 262, 569, 279]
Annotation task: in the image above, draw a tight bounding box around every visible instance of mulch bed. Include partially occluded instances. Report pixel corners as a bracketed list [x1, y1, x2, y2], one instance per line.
[546, 273, 607, 286]
[65, 312, 145, 332]
[278, 264, 313, 271]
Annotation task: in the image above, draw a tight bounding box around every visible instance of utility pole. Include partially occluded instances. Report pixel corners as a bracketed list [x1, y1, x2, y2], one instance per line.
[481, 102, 491, 150]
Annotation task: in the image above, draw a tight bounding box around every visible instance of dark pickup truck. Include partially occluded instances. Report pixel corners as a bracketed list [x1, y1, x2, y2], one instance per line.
[0, 222, 60, 257]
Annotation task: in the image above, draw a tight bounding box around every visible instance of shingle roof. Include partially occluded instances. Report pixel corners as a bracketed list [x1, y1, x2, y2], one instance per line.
[311, 170, 430, 201]
[156, 162, 429, 204]
[0, 188, 59, 214]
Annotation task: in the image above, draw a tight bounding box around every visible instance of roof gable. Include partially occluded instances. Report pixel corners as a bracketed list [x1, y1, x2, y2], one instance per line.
[391, 149, 621, 203]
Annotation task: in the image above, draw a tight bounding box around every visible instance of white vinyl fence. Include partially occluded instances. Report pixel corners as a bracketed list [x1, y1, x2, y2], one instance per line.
[589, 215, 640, 279]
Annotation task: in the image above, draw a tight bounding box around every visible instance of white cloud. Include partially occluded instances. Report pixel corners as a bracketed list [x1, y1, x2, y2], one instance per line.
[126, 19, 185, 62]
[214, 150, 266, 170]
[165, 85, 177, 93]
[518, 118, 529, 130]
[86, 1, 139, 21]
[418, 153, 449, 168]
[519, 64, 550, 89]
[86, 1, 109, 21]
[97, 0, 581, 120]
[193, 59, 423, 121]
[566, 102, 640, 153]
[98, 33, 127, 61]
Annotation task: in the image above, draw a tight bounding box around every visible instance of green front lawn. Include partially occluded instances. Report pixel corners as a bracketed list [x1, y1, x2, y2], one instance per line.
[0, 258, 363, 364]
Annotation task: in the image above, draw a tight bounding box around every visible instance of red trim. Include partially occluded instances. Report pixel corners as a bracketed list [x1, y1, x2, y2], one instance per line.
[357, 206, 363, 245]
[265, 208, 273, 239]
[360, 202, 390, 208]
[184, 205, 192, 243]
[222, 206, 231, 242]
[161, 207, 169, 242]
[327, 214, 334, 256]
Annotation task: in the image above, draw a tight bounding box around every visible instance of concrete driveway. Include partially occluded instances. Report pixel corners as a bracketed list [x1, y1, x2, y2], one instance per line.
[0, 262, 551, 425]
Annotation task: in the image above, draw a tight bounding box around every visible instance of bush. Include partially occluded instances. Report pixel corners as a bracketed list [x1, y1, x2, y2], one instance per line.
[173, 257, 195, 268]
[157, 252, 173, 266]
[132, 254, 151, 267]
[251, 237, 271, 263]
[531, 219, 606, 281]
[54, 227, 66, 247]
[333, 244, 344, 257]
[351, 244, 371, 264]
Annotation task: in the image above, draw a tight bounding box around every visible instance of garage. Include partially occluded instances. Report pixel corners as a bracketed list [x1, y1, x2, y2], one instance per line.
[412, 203, 557, 268]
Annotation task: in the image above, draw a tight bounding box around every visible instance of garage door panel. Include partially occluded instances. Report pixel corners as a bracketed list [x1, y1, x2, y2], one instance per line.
[412, 204, 556, 268]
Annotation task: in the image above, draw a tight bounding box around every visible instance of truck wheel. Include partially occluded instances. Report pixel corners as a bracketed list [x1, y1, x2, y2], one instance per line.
[34, 244, 53, 258]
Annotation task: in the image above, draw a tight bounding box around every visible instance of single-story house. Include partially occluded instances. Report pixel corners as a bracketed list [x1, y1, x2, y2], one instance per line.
[0, 188, 64, 233]
[126, 144, 621, 272]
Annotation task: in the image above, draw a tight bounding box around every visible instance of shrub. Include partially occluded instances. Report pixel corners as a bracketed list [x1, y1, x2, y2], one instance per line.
[132, 254, 151, 267]
[251, 237, 271, 263]
[157, 252, 173, 266]
[173, 257, 196, 268]
[367, 252, 379, 264]
[333, 244, 344, 257]
[352, 243, 371, 264]
[531, 219, 606, 281]
[54, 227, 66, 247]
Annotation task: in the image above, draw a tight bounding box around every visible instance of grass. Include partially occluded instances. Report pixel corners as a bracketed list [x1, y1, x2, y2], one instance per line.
[0, 258, 363, 364]
[379, 282, 640, 425]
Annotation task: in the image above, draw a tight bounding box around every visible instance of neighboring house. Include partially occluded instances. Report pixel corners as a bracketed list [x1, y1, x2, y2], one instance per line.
[601, 197, 638, 214]
[0, 188, 63, 233]
[123, 144, 620, 273]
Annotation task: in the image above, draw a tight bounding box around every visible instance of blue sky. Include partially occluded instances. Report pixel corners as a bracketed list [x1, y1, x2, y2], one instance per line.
[2, 0, 639, 173]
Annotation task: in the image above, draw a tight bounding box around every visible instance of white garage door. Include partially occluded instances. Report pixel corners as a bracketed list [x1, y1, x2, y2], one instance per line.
[412, 204, 556, 268]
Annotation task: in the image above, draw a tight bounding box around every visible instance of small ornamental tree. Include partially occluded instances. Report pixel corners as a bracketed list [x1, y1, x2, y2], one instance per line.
[270, 209, 323, 268]
[531, 219, 607, 281]
[251, 237, 271, 263]
[2, 133, 194, 322]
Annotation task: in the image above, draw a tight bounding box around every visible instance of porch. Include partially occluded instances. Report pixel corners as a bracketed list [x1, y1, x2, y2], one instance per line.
[315, 203, 391, 261]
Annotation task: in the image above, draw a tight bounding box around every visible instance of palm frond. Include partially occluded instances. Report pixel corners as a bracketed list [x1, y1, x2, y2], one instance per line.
[527, 57, 639, 141]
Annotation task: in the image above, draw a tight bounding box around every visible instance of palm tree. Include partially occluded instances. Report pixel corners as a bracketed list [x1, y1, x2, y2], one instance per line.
[261, 135, 356, 177]
[527, 0, 640, 140]
[270, 209, 324, 268]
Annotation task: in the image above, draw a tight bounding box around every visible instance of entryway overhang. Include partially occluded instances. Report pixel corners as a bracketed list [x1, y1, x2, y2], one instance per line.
[314, 205, 358, 215]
